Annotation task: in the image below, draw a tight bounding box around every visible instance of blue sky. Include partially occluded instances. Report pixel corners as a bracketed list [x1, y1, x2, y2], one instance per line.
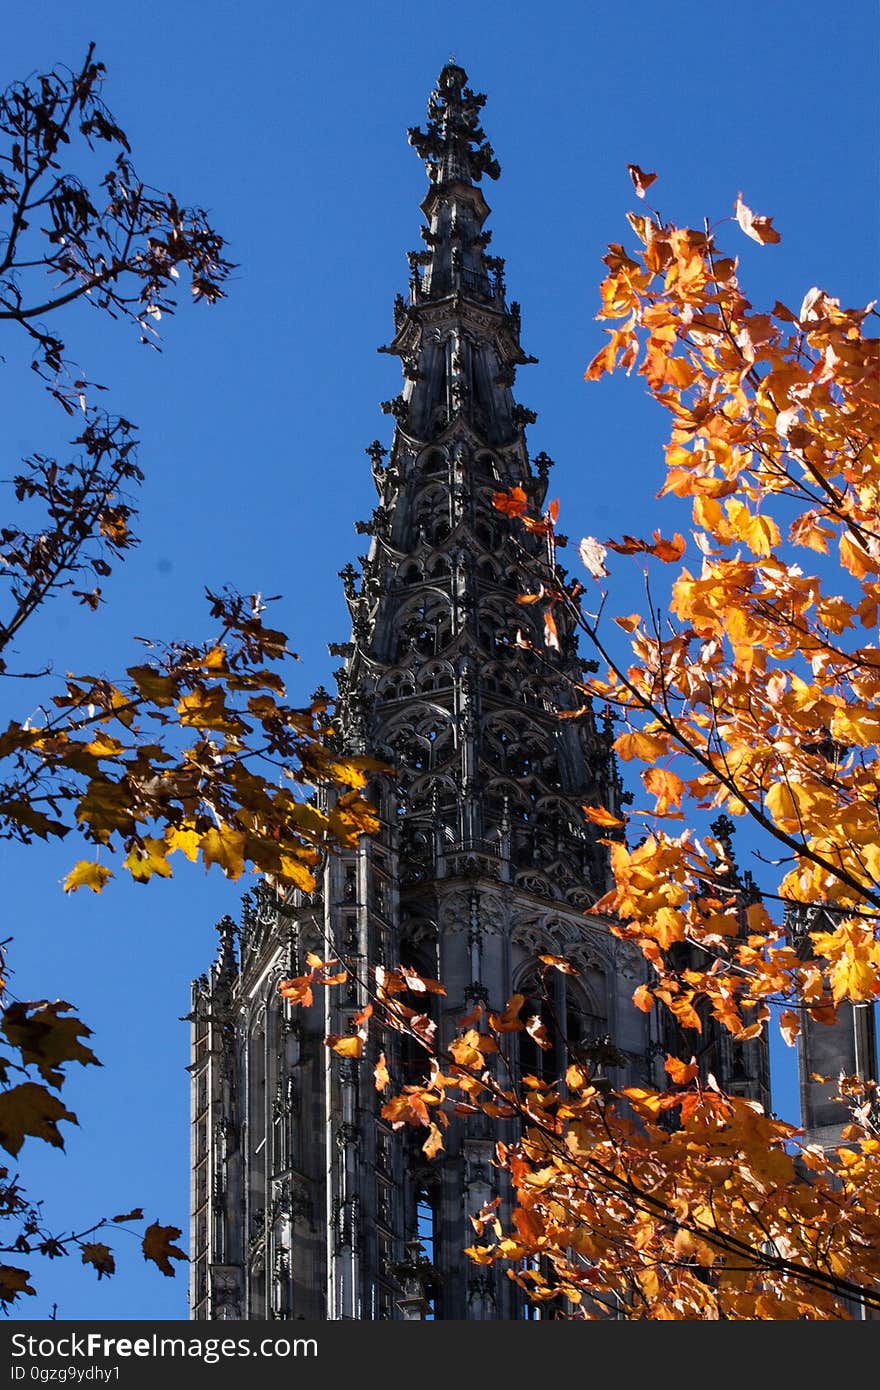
[0, 0, 877, 1319]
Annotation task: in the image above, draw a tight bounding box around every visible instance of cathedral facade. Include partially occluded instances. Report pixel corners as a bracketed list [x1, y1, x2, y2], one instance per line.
[188, 63, 774, 1322]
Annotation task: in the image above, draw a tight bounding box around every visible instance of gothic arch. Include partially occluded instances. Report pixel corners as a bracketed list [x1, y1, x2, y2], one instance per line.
[417, 446, 447, 476]
[383, 706, 455, 774]
[396, 593, 454, 660]
[417, 659, 454, 692]
[376, 668, 416, 702]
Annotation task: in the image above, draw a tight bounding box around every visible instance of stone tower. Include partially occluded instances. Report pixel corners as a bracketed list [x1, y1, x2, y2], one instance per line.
[189, 63, 770, 1322]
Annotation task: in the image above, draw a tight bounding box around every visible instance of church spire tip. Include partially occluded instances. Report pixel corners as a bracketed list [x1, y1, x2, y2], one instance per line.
[408, 63, 500, 187]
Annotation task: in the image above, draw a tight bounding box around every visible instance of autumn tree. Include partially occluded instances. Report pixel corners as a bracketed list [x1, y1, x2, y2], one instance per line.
[286, 174, 880, 1319]
[0, 47, 378, 1306]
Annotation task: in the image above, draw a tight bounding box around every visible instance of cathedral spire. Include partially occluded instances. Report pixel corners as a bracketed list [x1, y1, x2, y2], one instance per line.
[191, 61, 771, 1325]
[407, 63, 500, 188]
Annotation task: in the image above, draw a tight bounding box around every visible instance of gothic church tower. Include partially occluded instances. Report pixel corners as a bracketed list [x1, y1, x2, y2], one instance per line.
[189, 64, 770, 1321]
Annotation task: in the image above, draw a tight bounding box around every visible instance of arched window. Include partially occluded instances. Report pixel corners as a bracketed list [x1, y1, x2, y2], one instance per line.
[516, 974, 606, 1083]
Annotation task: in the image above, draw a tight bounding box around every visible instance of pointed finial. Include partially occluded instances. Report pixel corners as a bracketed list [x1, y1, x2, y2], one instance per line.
[408, 65, 500, 186]
[215, 915, 238, 981]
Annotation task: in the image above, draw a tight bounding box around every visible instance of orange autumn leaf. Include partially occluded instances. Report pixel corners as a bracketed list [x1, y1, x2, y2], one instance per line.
[582, 805, 625, 828]
[326, 1034, 365, 1059]
[489, 994, 526, 1034]
[632, 985, 654, 1013]
[642, 766, 686, 814]
[665, 1055, 700, 1086]
[543, 609, 560, 651]
[606, 531, 686, 563]
[734, 193, 781, 245]
[779, 1011, 801, 1047]
[538, 953, 579, 976]
[492, 486, 528, 518]
[614, 730, 668, 761]
[423, 1122, 444, 1159]
[374, 1052, 390, 1092]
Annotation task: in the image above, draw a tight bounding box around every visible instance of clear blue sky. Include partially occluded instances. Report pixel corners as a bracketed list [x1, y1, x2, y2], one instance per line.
[0, 0, 877, 1319]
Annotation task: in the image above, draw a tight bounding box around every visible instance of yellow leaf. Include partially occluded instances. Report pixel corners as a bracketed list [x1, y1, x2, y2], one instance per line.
[177, 686, 245, 733]
[63, 861, 113, 894]
[165, 824, 201, 862]
[127, 665, 178, 707]
[272, 855, 316, 892]
[642, 766, 685, 814]
[199, 825, 247, 879]
[82, 731, 126, 759]
[423, 1122, 444, 1159]
[123, 837, 172, 884]
[326, 1034, 364, 1058]
[614, 730, 668, 761]
[840, 532, 878, 580]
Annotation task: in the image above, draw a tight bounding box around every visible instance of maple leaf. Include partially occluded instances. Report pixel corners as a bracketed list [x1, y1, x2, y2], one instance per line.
[63, 860, 113, 893]
[779, 1011, 801, 1047]
[632, 985, 654, 1013]
[165, 824, 201, 862]
[0, 1083, 77, 1156]
[525, 1015, 552, 1050]
[326, 1034, 365, 1058]
[606, 531, 686, 563]
[1, 1001, 100, 1088]
[123, 836, 173, 884]
[0, 1266, 35, 1304]
[81, 1243, 115, 1279]
[543, 610, 560, 651]
[538, 953, 579, 976]
[374, 1052, 390, 1092]
[582, 805, 625, 828]
[199, 825, 247, 879]
[627, 164, 658, 199]
[734, 194, 781, 245]
[665, 1055, 699, 1085]
[578, 536, 609, 579]
[112, 1208, 144, 1223]
[492, 486, 528, 518]
[142, 1221, 187, 1277]
[489, 994, 526, 1034]
[423, 1122, 444, 1159]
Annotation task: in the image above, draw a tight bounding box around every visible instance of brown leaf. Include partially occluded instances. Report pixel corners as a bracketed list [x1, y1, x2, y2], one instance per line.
[142, 1221, 187, 1277]
[0, 1265, 35, 1304]
[0, 1083, 77, 1156]
[627, 163, 658, 198]
[1, 1000, 100, 1088]
[81, 1242, 115, 1279]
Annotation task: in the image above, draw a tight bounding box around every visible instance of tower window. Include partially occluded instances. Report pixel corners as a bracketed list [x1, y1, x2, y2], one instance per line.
[416, 1186, 438, 1319]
